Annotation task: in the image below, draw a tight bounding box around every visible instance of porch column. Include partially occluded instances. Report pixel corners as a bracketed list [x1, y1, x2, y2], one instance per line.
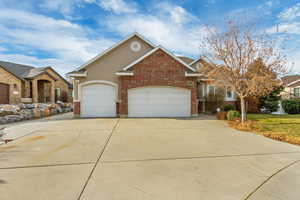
[32, 80, 38, 103]
[50, 81, 55, 103]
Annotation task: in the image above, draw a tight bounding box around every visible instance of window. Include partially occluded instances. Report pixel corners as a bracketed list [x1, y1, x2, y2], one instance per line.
[207, 85, 215, 95]
[55, 88, 61, 97]
[294, 88, 300, 97]
[226, 86, 233, 98]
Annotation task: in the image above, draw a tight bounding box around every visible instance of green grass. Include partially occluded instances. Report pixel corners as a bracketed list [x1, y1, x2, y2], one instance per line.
[247, 114, 300, 137]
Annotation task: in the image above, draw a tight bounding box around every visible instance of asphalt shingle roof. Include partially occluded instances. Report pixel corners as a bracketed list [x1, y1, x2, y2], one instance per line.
[281, 75, 300, 85]
[0, 60, 35, 80]
[176, 56, 194, 64]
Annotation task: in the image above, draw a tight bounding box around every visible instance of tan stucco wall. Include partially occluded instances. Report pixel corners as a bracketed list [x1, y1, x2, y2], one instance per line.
[0, 67, 23, 104]
[73, 36, 154, 100]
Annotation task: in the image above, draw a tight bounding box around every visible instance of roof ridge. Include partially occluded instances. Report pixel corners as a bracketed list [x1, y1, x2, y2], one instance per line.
[0, 60, 35, 69]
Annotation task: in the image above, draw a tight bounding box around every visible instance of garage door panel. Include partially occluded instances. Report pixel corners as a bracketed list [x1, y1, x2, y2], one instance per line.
[128, 87, 191, 117]
[81, 84, 116, 117]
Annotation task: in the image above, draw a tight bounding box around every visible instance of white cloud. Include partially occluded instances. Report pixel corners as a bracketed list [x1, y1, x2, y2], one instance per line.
[0, 53, 79, 76]
[40, 0, 96, 18]
[101, 2, 207, 56]
[40, 0, 80, 16]
[105, 13, 207, 56]
[266, 22, 300, 34]
[156, 3, 195, 24]
[40, 0, 137, 16]
[0, 46, 7, 52]
[97, 0, 137, 14]
[0, 9, 114, 75]
[278, 3, 300, 21]
[286, 50, 300, 73]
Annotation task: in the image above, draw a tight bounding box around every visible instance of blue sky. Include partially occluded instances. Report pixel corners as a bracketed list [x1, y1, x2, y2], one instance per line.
[0, 0, 299, 75]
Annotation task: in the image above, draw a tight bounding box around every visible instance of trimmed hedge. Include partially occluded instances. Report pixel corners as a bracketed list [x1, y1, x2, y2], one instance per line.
[282, 99, 300, 114]
[227, 110, 241, 121]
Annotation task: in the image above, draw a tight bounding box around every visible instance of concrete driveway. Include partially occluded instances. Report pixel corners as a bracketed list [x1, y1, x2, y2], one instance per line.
[0, 116, 300, 200]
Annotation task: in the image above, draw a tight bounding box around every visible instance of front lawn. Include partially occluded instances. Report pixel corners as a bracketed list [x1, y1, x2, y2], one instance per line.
[246, 114, 300, 145]
[227, 114, 300, 145]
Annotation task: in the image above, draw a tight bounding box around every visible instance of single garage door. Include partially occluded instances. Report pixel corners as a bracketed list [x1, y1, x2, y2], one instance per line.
[0, 83, 9, 104]
[128, 87, 191, 117]
[81, 84, 116, 117]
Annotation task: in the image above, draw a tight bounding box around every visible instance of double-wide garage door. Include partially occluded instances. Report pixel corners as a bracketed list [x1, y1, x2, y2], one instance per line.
[128, 87, 191, 117]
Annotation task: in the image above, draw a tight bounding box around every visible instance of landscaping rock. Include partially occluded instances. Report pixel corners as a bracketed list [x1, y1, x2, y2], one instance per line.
[56, 106, 63, 113]
[4, 115, 23, 123]
[0, 102, 72, 125]
[33, 109, 42, 119]
[44, 108, 51, 117]
[20, 109, 34, 120]
[0, 117, 7, 124]
[23, 104, 36, 109]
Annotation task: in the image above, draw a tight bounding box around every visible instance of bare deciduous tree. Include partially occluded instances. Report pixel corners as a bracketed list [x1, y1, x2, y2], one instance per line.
[199, 21, 287, 123]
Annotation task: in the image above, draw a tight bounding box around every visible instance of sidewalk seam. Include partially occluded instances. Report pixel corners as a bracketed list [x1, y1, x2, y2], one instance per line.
[76, 118, 120, 200]
[244, 159, 300, 200]
[0, 162, 94, 170]
[101, 151, 300, 163]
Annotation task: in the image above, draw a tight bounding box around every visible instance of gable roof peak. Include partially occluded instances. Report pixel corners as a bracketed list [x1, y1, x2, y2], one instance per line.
[122, 45, 196, 72]
[72, 32, 156, 72]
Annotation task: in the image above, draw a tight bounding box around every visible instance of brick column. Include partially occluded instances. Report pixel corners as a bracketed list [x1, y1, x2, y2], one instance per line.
[118, 79, 128, 117]
[74, 101, 80, 117]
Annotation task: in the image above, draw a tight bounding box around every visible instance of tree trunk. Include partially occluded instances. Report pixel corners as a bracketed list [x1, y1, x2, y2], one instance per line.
[240, 97, 247, 123]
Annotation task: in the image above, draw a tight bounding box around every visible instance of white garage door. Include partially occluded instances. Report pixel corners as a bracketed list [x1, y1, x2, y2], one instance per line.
[81, 84, 116, 117]
[128, 87, 191, 117]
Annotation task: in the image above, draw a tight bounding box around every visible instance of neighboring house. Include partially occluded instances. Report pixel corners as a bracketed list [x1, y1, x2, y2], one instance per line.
[67, 32, 237, 118]
[281, 75, 300, 99]
[189, 58, 237, 113]
[0, 61, 72, 104]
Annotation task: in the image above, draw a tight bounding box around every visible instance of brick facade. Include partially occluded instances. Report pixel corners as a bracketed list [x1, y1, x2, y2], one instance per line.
[74, 101, 80, 115]
[119, 49, 198, 116]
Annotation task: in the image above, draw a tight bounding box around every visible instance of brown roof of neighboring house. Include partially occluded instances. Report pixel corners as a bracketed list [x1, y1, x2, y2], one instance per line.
[281, 75, 300, 85]
[176, 56, 194, 64]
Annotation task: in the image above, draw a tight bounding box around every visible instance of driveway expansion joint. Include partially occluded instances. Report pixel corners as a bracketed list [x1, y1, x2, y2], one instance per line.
[77, 118, 120, 200]
[100, 151, 300, 164]
[244, 159, 300, 200]
[0, 162, 95, 170]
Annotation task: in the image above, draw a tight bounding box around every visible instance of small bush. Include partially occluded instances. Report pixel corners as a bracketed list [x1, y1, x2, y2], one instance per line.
[224, 104, 235, 112]
[227, 110, 241, 121]
[282, 99, 300, 114]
